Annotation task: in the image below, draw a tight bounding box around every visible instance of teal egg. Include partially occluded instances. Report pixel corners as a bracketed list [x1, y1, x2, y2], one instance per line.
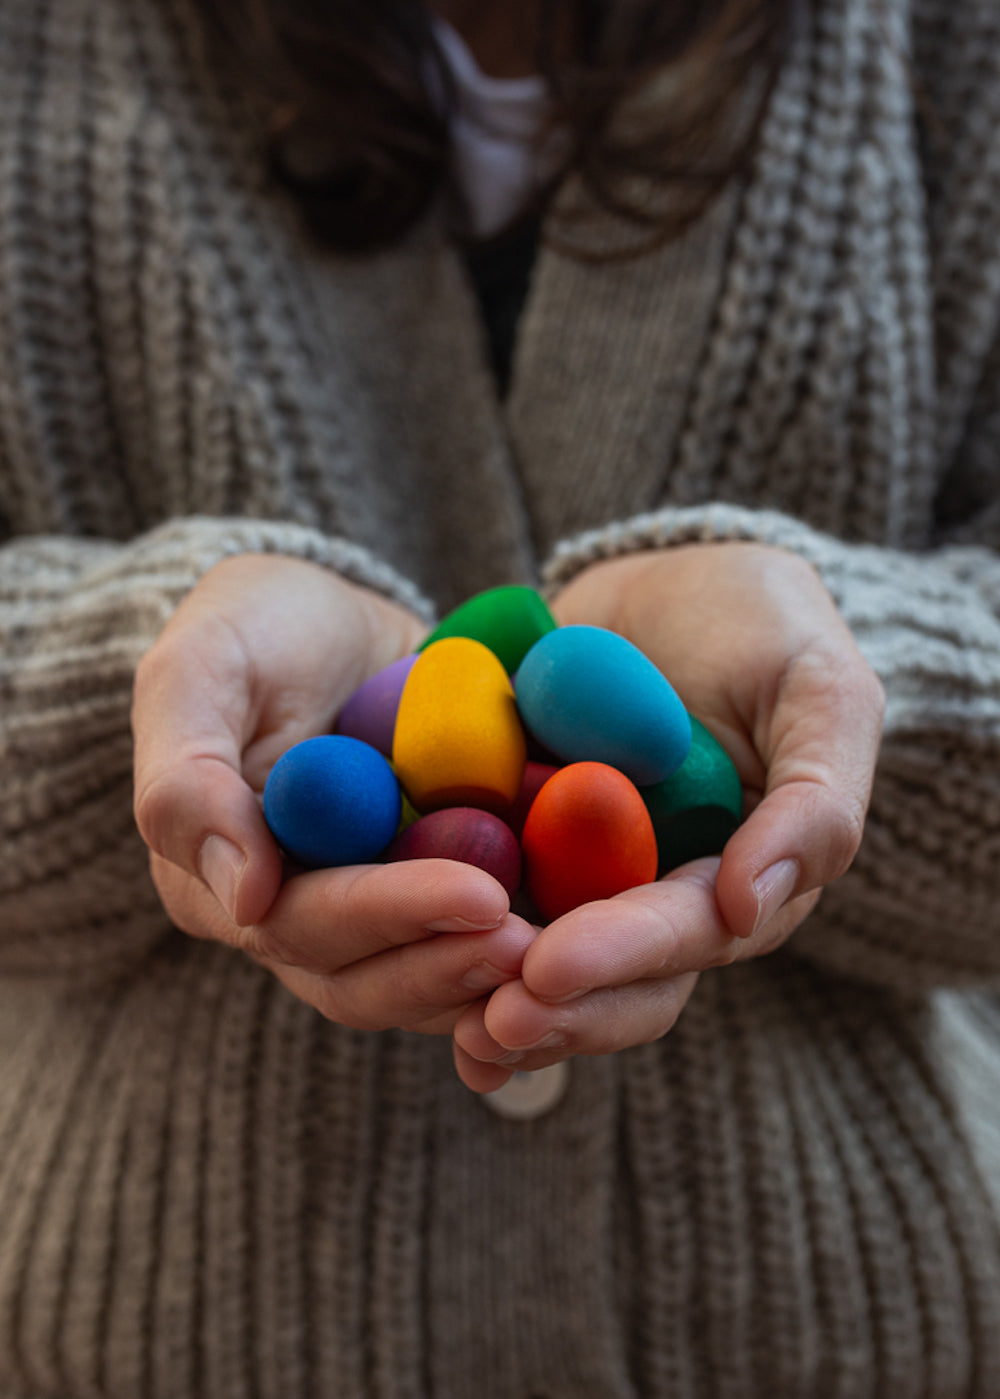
[514, 625, 691, 786]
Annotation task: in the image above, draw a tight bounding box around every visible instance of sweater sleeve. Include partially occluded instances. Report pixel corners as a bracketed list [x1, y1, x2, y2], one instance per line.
[541, 503, 1000, 994]
[0, 516, 434, 983]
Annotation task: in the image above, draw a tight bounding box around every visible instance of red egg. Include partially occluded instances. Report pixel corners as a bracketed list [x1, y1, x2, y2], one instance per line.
[521, 762, 658, 921]
[384, 806, 522, 900]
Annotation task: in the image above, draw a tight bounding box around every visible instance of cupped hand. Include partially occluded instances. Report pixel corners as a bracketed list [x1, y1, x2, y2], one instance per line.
[132, 554, 535, 1033]
[453, 542, 884, 1091]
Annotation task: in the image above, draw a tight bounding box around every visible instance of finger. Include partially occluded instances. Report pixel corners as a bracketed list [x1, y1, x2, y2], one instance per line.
[519, 859, 728, 1004]
[453, 887, 819, 1075]
[133, 621, 283, 926]
[453, 971, 701, 1068]
[263, 962, 470, 1035]
[514, 860, 818, 1006]
[452, 1038, 516, 1094]
[154, 855, 515, 971]
[267, 914, 535, 1032]
[154, 852, 536, 1030]
[716, 644, 885, 938]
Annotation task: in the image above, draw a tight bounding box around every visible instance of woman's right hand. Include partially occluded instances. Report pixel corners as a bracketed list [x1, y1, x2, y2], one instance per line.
[131, 554, 535, 1034]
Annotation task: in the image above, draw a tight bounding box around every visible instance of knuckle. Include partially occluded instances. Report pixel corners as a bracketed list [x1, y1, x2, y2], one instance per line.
[788, 642, 856, 705]
[580, 985, 686, 1058]
[237, 920, 287, 967]
[404, 976, 445, 1013]
[132, 634, 182, 713]
[632, 902, 686, 977]
[784, 632, 877, 713]
[702, 936, 741, 970]
[390, 961, 451, 1017]
[823, 793, 868, 875]
[324, 867, 399, 957]
[133, 766, 182, 851]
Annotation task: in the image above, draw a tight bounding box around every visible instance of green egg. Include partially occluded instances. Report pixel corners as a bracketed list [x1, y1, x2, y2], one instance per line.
[396, 789, 422, 834]
[641, 716, 743, 875]
[418, 585, 556, 674]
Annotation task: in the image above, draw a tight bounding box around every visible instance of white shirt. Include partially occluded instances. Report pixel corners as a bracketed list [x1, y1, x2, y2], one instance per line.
[430, 17, 566, 239]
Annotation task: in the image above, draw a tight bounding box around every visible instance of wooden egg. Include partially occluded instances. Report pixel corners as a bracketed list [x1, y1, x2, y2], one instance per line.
[392, 637, 527, 813]
[335, 654, 417, 756]
[385, 807, 522, 899]
[503, 760, 561, 840]
[515, 625, 691, 785]
[641, 716, 743, 874]
[263, 735, 401, 868]
[396, 788, 421, 834]
[418, 585, 557, 674]
[521, 761, 658, 921]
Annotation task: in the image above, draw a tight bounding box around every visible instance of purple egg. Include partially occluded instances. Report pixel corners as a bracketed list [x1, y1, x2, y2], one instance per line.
[335, 654, 417, 756]
[384, 807, 522, 900]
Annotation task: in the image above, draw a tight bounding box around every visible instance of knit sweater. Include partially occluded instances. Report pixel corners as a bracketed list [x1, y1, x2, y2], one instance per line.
[3, 0, 1000, 1395]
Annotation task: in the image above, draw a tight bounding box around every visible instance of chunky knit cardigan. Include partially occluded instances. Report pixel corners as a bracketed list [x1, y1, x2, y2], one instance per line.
[3, 0, 1000, 1395]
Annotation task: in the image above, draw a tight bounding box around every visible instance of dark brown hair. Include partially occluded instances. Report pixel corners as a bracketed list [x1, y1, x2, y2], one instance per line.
[206, 0, 798, 257]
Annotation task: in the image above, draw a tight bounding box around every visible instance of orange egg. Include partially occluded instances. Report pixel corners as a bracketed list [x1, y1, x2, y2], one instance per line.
[521, 762, 658, 921]
[392, 637, 526, 813]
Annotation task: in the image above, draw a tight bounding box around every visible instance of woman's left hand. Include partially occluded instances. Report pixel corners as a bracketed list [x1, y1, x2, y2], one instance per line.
[452, 542, 885, 1092]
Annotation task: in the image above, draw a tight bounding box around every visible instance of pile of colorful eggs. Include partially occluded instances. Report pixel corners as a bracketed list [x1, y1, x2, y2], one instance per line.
[262, 585, 742, 922]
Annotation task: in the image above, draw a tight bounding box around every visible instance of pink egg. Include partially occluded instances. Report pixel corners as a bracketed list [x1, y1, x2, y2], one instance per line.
[384, 807, 522, 899]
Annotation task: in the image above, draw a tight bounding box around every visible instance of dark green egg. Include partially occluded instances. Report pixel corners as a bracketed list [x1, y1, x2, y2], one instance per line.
[641, 716, 742, 875]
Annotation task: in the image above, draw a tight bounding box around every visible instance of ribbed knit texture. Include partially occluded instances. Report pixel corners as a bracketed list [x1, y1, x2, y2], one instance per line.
[3, 0, 1000, 1394]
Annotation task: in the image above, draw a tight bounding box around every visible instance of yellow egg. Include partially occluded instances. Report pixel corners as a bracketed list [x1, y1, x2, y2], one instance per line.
[392, 637, 527, 813]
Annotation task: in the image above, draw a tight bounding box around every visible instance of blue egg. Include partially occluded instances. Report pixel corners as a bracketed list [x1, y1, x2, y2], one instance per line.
[515, 625, 691, 786]
[263, 735, 401, 868]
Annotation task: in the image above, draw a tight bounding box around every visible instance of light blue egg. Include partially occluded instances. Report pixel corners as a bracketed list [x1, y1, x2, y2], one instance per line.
[515, 625, 691, 785]
[263, 735, 401, 868]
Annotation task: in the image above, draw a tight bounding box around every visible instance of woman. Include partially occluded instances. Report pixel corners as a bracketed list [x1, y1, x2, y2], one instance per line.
[2, 0, 1000, 1394]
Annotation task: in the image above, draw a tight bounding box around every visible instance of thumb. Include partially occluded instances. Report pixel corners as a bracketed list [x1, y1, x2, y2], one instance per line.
[715, 647, 884, 939]
[132, 630, 284, 928]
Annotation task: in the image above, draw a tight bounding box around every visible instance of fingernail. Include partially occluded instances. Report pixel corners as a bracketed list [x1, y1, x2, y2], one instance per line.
[752, 858, 799, 936]
[199, 834, 245, 921]
[460, 962, 512, 992]
[469, 1044, 523, 1065]
[470, 1030, 565, 1065]
[425, 914, 504, 933]
[542, 985, 592, 1004]
[519, 1030, 566, 1052]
